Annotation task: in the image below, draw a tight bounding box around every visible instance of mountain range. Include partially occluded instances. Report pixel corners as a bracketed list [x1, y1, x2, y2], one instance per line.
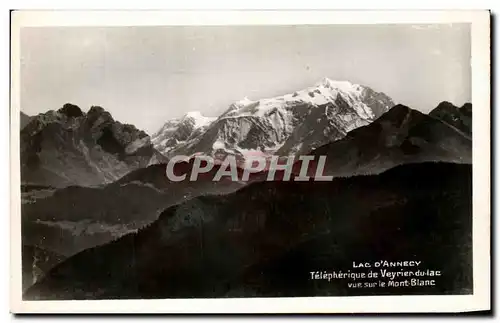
[20, 112, 32, 130]
[151, 111, 215, 156]
[429, 101, 472, 137]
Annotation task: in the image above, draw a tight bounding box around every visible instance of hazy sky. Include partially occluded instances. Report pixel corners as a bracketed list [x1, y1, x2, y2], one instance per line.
[20, 24, 471, 134]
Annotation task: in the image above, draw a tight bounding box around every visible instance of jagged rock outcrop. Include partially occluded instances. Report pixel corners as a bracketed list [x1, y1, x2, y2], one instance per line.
[20, 103, 167, 187]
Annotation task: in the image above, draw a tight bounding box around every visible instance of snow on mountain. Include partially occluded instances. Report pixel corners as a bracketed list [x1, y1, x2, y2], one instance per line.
[154, 78, 394, 161]
[20, 103, 167, 187]
[151, 111, 216, 156]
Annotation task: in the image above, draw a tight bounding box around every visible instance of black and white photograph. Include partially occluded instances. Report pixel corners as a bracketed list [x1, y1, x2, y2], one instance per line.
[9, 10, 491, 313]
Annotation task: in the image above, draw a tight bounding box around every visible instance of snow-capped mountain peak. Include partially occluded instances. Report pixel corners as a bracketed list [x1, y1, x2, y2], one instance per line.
[234, 97, 253, 107]
[20, 103, 166, 187]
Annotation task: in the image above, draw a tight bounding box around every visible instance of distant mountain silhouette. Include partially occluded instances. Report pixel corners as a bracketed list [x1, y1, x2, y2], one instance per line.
[22, 245, 65, 292]
[155, 78, 394, 160]
[25, 162, 472, 300]
[429, 101, 472, 136]
[307, 104, 472, 177]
